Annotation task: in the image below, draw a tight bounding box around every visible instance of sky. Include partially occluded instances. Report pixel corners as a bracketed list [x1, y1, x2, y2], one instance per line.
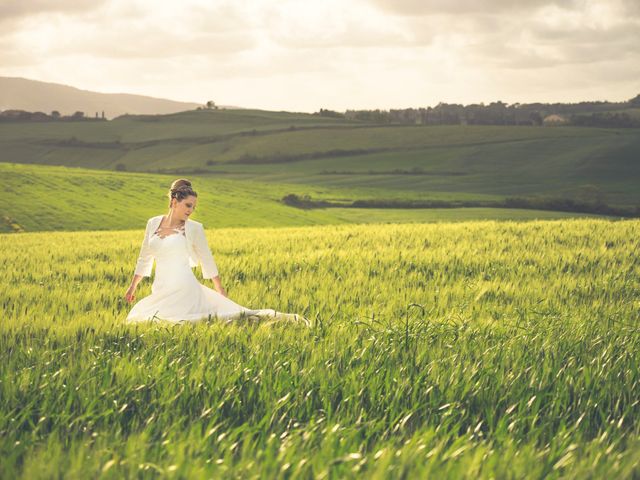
[1, 0, 639, 112]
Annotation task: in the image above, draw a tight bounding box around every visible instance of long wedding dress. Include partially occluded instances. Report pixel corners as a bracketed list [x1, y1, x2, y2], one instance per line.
[126, 225, 307, 325]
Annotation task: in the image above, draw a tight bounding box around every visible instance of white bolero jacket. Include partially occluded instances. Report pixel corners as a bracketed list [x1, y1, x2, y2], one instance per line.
[134, 215, 219, 279]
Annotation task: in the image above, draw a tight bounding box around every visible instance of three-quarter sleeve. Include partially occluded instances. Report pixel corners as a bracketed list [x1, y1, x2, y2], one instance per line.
[193, 223, 219, 279]
[134, 219, 154, 277]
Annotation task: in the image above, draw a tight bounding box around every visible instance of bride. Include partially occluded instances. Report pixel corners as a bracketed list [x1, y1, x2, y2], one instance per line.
[125, 179, 308, 325]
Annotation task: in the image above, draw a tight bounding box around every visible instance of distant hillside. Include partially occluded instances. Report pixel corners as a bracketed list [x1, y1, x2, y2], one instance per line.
[0, 107, 638, 207]
[0, 77, 240, 119]
[0, 163, 600, 233]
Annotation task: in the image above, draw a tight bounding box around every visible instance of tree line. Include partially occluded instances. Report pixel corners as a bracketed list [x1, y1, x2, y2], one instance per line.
[314, 94, 640, 128]
[282, 193, 640, 218]
[0, 110, 107, 122]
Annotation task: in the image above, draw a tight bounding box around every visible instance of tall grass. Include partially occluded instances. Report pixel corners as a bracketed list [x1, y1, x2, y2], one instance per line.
[1, 219, 639, 478]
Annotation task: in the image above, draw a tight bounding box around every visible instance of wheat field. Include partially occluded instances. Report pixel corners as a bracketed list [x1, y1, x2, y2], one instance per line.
[1, 219, 639, 478]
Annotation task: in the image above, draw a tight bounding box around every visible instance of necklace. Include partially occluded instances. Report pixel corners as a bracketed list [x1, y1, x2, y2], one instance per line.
[154, 216, 185, 239]
[161, 214, 185, 229]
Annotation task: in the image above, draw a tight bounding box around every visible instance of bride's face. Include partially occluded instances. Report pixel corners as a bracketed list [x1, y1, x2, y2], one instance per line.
[172, 195, 197, 221]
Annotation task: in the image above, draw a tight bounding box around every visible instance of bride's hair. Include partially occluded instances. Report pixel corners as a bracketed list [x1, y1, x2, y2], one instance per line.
[168, 178, 197, 207]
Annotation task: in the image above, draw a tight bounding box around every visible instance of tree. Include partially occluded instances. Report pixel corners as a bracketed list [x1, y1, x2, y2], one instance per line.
[315, 108, 344, 118]
[529, 111, 543, 126]
[629, 94, 640, 107]
[71, 111, 84, 119]
[206, 100, 217, 110]
[51, 110, 60, 119]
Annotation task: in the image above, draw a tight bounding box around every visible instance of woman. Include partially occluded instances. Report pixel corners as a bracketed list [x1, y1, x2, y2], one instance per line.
[125, 179, 308, 325]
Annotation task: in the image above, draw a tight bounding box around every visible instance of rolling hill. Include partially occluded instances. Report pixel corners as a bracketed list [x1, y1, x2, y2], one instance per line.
[0, 76, 237, 119]
[0, 162, 600, 233]
[1, 108, 638, 208]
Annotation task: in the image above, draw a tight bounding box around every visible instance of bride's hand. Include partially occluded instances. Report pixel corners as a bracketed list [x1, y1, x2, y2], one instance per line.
[211, 276, 227, 297]
[125, 285, 137, 303]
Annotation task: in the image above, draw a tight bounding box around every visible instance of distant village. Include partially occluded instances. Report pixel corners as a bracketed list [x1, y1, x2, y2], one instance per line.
[0, 109, 107, 122]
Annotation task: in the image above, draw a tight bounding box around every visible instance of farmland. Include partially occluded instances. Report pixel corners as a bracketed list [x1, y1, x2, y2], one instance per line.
[1, 219, 639, 478]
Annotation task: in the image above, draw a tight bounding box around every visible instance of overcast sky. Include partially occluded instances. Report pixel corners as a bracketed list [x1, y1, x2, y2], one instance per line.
[1, 0, 638, 112]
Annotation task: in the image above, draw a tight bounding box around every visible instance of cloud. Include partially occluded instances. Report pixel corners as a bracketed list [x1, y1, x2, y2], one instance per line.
[260, 0, 413, 49]
[367, 0, 580, 16]
[373, 0, 640, 72]
[0, 0, 637, 111]
[0, 1, 260, 61]
[0, 0, 108, 23]
[44, 26, 257, 59]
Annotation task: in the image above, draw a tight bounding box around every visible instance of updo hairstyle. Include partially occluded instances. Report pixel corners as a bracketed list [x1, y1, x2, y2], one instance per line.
[168, 179, 197, 207]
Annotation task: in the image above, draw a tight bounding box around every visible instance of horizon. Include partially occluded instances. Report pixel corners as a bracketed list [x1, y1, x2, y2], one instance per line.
[1, 0, 639, 113]
[3, 75, 638, 116]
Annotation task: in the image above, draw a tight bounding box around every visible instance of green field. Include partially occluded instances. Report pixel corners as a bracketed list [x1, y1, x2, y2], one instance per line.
[1, 219, 639, 478]
[0, 162, 600, 233]
[1, 106, 639, 478]
[1, 109, 639, 208]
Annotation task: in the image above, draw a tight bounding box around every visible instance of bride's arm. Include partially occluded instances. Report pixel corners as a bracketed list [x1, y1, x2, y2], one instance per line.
[133, 219, 154, 277]
[211, 276, 227, 297]
[193, 224, 227, 296]
[125, 274, 143, 303]
[126, 220, 154, 303]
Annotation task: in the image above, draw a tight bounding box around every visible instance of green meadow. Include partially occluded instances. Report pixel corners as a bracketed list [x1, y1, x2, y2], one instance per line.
[1, 107, 639, 478]
[0, 162, 599, 233]
[1, 219, 639, 478]
[1, 109, 639, 208]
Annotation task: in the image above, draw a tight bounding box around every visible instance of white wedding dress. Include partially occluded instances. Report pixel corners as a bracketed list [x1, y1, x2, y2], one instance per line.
[126, 226, 307, 325]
